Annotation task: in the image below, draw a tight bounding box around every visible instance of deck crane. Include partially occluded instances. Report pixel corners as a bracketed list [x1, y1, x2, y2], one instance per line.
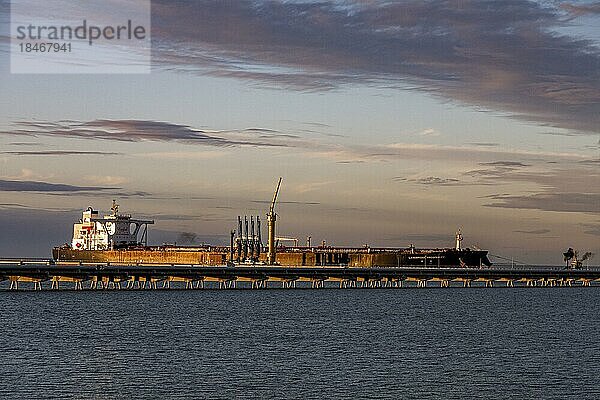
[267, 177, 282, 264]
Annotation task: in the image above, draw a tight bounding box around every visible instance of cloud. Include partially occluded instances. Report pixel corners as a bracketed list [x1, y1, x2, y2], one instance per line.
[480, 164, 600, 214]
[5, 168, 58, 182]
[83, 175, 128, 186]
[335, 160, 366, 164]
[479, 161, 531, 167]
[136, 150, 228, 160]
[0, 179, 117, 193]
[0, 150, 121, 156]
[148, 0, 600, 133]
[561, 2, 600, 19]
[514, 229, 551, 235]
[4, 119, 306, 148]
[2, 119, 589, 167]
[580, 159, 600, 166]
[396, 176, 462, 186]
[465, 160, 532, 179]
[496, 168, 600, 192]
[417, 128, 440, 137]
[581, 222, 600, 236]
[416, 176, 460, 185]
[466, 143, 499, 147]
[0, 203, 31, 210]
[397, 160, 593, 193]
[311, 142, 586, 166]
[485, 193, 600, 215]
[138, 212, 226, 222]
[373, 142, 584, 162]
[71, 190, 151, 198]
[290, 181, 335, 194]
[539, 131, 582, 137]
[7, 142, 42, 146]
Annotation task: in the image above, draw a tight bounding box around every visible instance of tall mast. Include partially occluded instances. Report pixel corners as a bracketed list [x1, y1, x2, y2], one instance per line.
[267, 177, 282, 264]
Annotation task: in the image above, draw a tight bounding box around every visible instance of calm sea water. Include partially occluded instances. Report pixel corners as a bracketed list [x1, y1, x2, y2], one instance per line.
[0, 288, 598, 399]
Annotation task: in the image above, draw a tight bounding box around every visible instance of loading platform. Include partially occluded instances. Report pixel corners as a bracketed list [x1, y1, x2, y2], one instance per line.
[1, 261, 599, 290]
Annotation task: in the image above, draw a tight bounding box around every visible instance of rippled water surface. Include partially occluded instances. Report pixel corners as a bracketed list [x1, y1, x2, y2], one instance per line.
[0, 288, 598, 399]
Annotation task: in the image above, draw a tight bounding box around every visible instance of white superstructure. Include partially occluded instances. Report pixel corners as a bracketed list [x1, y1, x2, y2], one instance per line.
[71, 201, 154, 250]
[455, 229, 463, 251]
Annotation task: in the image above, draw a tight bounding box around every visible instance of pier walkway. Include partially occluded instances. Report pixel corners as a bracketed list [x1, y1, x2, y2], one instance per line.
[1, 261, 599, 290]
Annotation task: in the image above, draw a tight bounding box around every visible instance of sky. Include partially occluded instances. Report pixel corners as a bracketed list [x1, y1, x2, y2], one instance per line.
[0, 0, 599, 264]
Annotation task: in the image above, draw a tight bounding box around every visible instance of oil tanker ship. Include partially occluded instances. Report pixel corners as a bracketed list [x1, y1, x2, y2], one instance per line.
[53, 180, 492, 268]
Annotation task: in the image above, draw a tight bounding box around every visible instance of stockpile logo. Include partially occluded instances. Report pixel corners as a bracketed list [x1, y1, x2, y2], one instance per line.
[10, 0, 150, 73]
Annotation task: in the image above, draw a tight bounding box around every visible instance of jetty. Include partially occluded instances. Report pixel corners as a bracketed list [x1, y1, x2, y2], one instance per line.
[0, 261, 599, 290]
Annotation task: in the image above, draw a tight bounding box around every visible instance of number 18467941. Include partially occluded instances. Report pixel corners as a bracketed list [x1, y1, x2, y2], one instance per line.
[19, 42, 72, 52]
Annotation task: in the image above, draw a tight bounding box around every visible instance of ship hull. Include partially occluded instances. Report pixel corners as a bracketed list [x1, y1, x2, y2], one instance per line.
[53, 246, 491, 267]
[53, 247, 229, 265]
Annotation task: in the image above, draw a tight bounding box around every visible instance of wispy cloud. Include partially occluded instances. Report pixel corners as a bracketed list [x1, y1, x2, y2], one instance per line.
[539, 131, 582, 137]
[417, 128, 440, 137]
[561, 2, 600, 19]
[479, 161, 531, 168]
[476, 162, 600, 215]
[361, 142, 586, 163]
[83, 175, 128, 186]
[4, 118, 590, 166]
[8, 168, 54, 181]
[394, 176, 463, 186]
[485, 192, 600, 215]
[0, 179, 117, 193]
[514, 229, 551, 235]
[7, 142, 42, 146]
[393, 159, 600, 217]
[290, 181, 335, 194]
[0, 150, 121, 156]
[148, 0, 600, 133]
[135, 150, 229, 160]
[484, 167, 600, 192]
[4, 119, 307, 148]
[465, 160, 531, 179]
[581, 222, 600, 236]
[580, 159, 600, 166]
[466, 143, 499, 148]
